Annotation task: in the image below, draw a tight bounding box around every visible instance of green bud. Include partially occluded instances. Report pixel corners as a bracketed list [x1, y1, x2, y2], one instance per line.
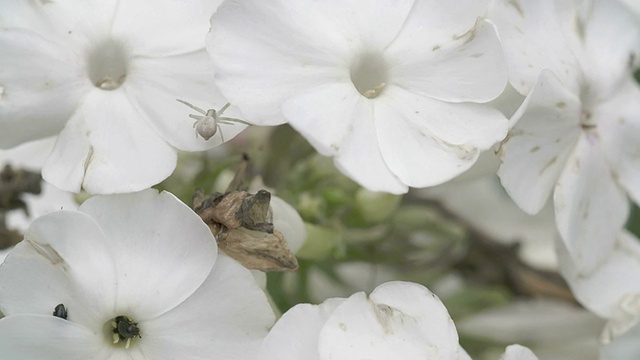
[296, 223, 339, 260]
[355, 189, 401, 223]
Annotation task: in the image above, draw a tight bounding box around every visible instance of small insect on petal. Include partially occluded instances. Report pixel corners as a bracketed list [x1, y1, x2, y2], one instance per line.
[53, 303, 68, 319]
[177, 99, 251, 142]
[195, 118, 219, 140]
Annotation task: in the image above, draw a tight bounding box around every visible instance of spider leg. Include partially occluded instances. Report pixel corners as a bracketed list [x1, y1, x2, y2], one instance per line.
[218, 117, 251, 126]
[177, 99, 207, 115]
[217, 124, 225, 143]
[217, 102, 232, 116]
[189, 114, 206, 121]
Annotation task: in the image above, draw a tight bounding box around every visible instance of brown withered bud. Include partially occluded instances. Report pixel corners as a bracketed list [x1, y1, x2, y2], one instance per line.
[237, 189, 274, 233]
[192, 155, 298, 272]
[217, 228, 298, 272]
[193, 189, 251, 231]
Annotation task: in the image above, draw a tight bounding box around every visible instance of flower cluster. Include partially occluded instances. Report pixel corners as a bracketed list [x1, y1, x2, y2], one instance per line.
[0, 0, 639, 358]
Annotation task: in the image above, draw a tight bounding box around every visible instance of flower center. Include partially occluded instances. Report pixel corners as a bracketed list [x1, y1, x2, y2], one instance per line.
[105, 315, 141, 349]
[350, 53, 388, 99]
[580, 109, 596, 130]
[87, 39, 128, 91]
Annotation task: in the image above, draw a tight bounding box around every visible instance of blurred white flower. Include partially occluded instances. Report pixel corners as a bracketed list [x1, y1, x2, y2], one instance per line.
[207, 0, 508, 194]
[258, 281, 537, 360]
[0, 0, 247, 194]
[0, 189, 275, 359]
[501, 345, 539, 360]
[0, 138, 78, 232]
[458, 299, 602, 360]
[490, 0, 640, 275]
[0, 137, 78, 267]
[419, 155, 558, 270]
[558, 230, 640, 343]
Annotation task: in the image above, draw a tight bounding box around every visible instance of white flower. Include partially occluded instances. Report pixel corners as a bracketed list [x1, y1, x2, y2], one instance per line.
[558, 230, 640, 342]
[490, 0, 640, 275]
[0, 0, 248, 194]
[0, 189, 275, 359]
[0, 137, 78, 234]
[206, 0, 508, 194]
[418, 155, 558, 270]
[458, 299, 602, 360]
[258, 281, 537, 360]
[500, 345, 539, 360]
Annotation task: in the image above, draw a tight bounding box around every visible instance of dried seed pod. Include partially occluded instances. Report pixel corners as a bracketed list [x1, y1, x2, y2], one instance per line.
[217, 227, 298, 272]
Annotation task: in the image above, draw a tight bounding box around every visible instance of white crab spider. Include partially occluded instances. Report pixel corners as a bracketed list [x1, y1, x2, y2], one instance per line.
[177, 99, 251, 142]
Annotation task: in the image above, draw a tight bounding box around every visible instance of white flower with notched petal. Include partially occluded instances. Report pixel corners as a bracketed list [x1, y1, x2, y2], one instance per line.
[0, 189, 275, 359]
[207, 0, 509, 194]
[257, 281, 537, 360]
[0, 0, 248, 194]
[559, 230, 640, 343]
[490, 0, 640, 275]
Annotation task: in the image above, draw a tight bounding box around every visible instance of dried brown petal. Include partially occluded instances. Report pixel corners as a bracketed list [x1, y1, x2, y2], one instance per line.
[218, 227, 298, 272]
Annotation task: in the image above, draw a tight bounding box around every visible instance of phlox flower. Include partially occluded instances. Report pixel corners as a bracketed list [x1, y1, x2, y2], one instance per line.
[458, 299, 602, 360]
[0, 0, 248, 194]
[558, 230, 640, 343]
[0, 137, 78, 236]
[490, 0, 640, 275]
[257, 281, 537, 360]
[0, 189, 275, 359]
[207, 0, 509, 194]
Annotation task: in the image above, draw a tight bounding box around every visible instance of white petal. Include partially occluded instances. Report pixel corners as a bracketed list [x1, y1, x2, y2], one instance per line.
[497, 70, 582, 214]
[0, 0, 117, 47]
[500, 344, 539, 360]
[554, 133, 629, 275]
[388, 19, 508, 103]
[140, 254, 275, 360]
[597, 79, 640, 205]
[282, 83, 360, 157]
[44, 89, 177, 194]
[601, 321, 640, 360]
[0, 211, 117, 329]
[0, 29, 86, 148]
[458, 347, 472, 360]
[332, 99, 407, 194]
[558, 231, 640, 318]
[6, 182, 78, 234]
[385, 0, 493, 51]
[581, 0, 640, 98]
[457, 299, 603, 345]
[375, 86, 506, 187]
[41, 110, 92, 193]
[125, 51, 245, 151]
[258, 299, 345, 360]
[618, 0, 640, 17]
[111, 0, 223, 57]
[382, 86, 507, 149]
[488, 0, 583, 95]
[0, 314, 110, 360]
[0, 137, 56, 169]
[378, 85, 507, 185]
[78, 190, 217, 319]
[207, 0, 354, 125]
[319, 282, 459, 360]
[271, 196, 306, 254]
